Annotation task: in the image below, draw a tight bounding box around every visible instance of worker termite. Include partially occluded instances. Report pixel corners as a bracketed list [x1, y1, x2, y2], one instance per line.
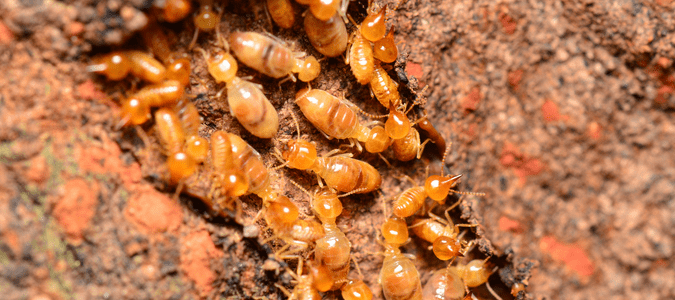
[379, 215, 423, 300]
[341, 279, 374, 300]
[291, 181, 352, 290]
[295, 88, 391, 153]
[119, 80, 185, 126]
[373, 27, 398, 63]
[87, 51, 166, 83]
[277, 260, 333, 300]
[267, 0, 296, 29]
[189, 0, 224, 49]
[161, 0, 193, 23]
[126, 50, 168, 83]
[409, 203, 476, 261]
[293, 55, 321, 82]
[370, 61, 401, 111]
[391, 126, 429, 162]
[210, 131, 249, 197]
[155, 108, 197, 184]
[140, 22, 192, 87]
[263, 195, 325, 258]
[198, 46, 279, 138]
[229, 31, 297, 80]
[277, 111, 383, 193]
[304, 12, 348, 58]
[455, 258, 494, 289]
[392, 144, 484, 218]
[347, 31, 374, 85]
[422, 268, 465, 300]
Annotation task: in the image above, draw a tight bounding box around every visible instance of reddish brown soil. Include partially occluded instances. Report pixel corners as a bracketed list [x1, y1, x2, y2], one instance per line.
[2, 0, 675, 300]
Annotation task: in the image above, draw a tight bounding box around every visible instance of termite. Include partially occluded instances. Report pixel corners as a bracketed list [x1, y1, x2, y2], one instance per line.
[198, 46, 279, 138]
[295, 88, 391, 153]
[278, 111, 382, 193]
[304, 13, 348, 58]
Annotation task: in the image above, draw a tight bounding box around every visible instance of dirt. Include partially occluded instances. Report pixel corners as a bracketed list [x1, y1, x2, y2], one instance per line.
[1, 0, 675, 299]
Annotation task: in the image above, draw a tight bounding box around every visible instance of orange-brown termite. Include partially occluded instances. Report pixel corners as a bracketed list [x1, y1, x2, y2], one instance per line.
[409, 203, 477, 261]
[422, 268, 466, 300]
[291, 181, 353, 290]
[341, 279, 374, 300]
[373, 27, 398, 63]
[174, 98, 208, 163]
[198, 47, 279, 138]
[155, 108, 197, 184]
[379, 215, 423, 300]
[347, 32, 374, 85]
[229, 31, 297, 80]
[360, 4, 388, 42]
[141, 23, 192, 87]
[162, 0, 193, 23]
[278, 111, 383, 193]
[392, 145, 484, 218]
[304, 12, 348, 58]
[119, 80, 185, 126]
[277, 260, 333, 300]
[210, 131, 249, 197]
[267, 0, 296, 29]
[87, 51, 166, 83]
[295, 88, 391, 153]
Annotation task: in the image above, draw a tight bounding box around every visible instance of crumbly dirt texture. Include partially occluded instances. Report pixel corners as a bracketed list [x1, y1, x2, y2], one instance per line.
[1, 0, 674, 299]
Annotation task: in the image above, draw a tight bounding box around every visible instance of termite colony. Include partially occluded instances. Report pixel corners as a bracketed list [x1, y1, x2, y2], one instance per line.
[87, 0, 528, 299]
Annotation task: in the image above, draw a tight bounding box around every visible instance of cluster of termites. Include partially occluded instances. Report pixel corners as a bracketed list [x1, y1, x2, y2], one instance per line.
[87, 0, 526, 299]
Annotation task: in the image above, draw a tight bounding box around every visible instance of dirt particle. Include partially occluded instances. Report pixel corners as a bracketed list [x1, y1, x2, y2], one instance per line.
[587, 121, 602, 140]
[2, 229, 21, 257]
[508, 69, 524, 91]
[77, 79, 106, 101]
[539, 236, 595, 280]
[461, 86, 481, 112]
[500, 142, 545, 186]
[541, 99, 569, 122]
[498, 216, 524, 233]
[52, 178, 99, 244]
[654, 85, 673, 105]
[406, 62, 423, 80]
[119, 6, 148, 32]
[66, 21, 84, 37]
[499, 12, 517, 35]
[0, 21, 14, 44]
[180, 230, 224, 295]
[24, 155, 49, 185]
[124, 187, 183, 235]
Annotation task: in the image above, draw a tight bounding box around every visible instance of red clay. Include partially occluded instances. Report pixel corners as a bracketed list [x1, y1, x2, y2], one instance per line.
[0, 21, 14, 45]
[586, 121, 602, 140]
[406, 62, 423, 80]
[507, 69, 524, 91]
[77, 79, 107, 101]
[25, 155, 49, 185]
[541, 100, 569, 122]
[498, 216, 523, 233]
[500, 142, 545, 186]
[52, 178, 99, 244]
[124, 187, 183, 235]
[498, 12, 517, 35]
[539, 236, 595, 280]
[180, 230, 224, 296]
[461, 86, 481, 112]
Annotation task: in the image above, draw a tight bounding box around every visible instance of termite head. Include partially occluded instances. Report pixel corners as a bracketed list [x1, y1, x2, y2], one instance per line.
[424, 174, 462, 203]
[282, 139, 317, 170]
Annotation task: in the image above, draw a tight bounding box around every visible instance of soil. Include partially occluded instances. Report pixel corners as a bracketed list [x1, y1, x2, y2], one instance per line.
[1, 0, 674, 299]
